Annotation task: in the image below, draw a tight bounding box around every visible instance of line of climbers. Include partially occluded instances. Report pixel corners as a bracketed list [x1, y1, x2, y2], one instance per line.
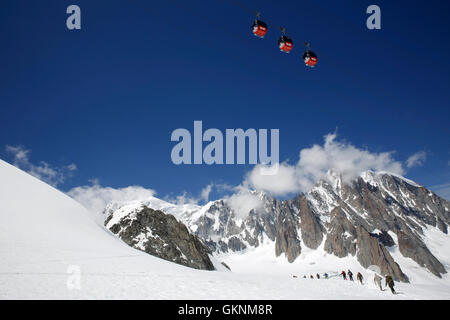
[294, 270, 396, 294]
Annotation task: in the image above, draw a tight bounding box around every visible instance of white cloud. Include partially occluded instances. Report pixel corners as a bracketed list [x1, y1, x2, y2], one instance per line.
[67, 180, 156, 215]
[164, 191, 199, 206]
[67, 163, 77, 171]
[244, 162, 299, 196]
[165, 182, 231, 205]
[162, 183, 265, 219]
[5, 145, 76, 187]
[243, 133, 405, 196]
[68, 179, 264, 221]
[69, 180, 219, 217]
[224, 187, 264, 219]
[6, 145, 29, 162]
[200, 183, 213, 202]
[406, 151, 427, 168]
[214, 183, 235, 193]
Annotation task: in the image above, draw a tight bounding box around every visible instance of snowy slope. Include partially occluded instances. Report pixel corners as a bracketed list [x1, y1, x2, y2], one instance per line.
[216, 226, 450, 299]
[1, 159, 450, 299]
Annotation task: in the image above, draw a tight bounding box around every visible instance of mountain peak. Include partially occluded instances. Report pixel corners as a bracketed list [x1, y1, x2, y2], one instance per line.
[360, 170, 421, 188]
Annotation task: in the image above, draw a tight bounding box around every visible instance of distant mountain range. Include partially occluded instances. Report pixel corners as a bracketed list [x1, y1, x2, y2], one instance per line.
[104, 170, 450, 282]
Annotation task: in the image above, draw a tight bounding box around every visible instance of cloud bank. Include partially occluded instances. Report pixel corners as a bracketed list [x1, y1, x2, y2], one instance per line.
[224, 187, 264, 219]
[244, 133, 407, 196]
[67, 180, 156, 215]
[5, 145, 77, 187]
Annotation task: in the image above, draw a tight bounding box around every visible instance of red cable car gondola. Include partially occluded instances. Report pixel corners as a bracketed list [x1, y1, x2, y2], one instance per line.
[278, 35, 293, 53]
[252, 12, 268, 38]
[303, 42, 318, 67]
[278, 28, 293, 53]
[252, 19, 268, 38]
[303, 50, 318, 67]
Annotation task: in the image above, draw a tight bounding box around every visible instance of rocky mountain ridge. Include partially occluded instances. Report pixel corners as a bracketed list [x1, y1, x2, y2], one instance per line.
[105, 205, 215, 270]
[103, 171, 449, 280]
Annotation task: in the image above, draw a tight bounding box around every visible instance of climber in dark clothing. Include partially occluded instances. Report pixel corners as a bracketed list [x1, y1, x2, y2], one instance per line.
[316, 273, 320, 279]
[348, 270, 354, 281]
[341, 271, 347, 280]
[385, 275, 396, 294]
[357, 272, 363, 284]
[310, 275, 314, 279]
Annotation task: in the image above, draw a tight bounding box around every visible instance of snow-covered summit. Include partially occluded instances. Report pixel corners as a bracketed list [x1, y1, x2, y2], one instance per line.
[360, 170, 422, 188]
[103, 195, 201, 223]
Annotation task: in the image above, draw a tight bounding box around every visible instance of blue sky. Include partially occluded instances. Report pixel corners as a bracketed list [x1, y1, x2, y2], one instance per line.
[1, 0, 449, 201]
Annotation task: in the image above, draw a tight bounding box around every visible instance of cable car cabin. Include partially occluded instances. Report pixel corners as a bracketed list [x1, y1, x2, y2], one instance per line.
[303, 50, 318, 67]
[252, 20, 268, 38]
[278, 36, 293, 53]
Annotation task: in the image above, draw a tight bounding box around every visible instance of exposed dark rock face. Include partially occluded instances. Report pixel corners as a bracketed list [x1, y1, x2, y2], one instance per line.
[306, 172, 448, 280]
[295, 195, 324, 249]
[324, 207, 357, 258]
[221, 262, 231, 270]
[396, 230, 446, 278]
[105, 206, 215, 270]
[437, 218, 448, 234]
[356, 226, 408, 282]
[371, 230, 395, 247]
[275, 204, 301, 262]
